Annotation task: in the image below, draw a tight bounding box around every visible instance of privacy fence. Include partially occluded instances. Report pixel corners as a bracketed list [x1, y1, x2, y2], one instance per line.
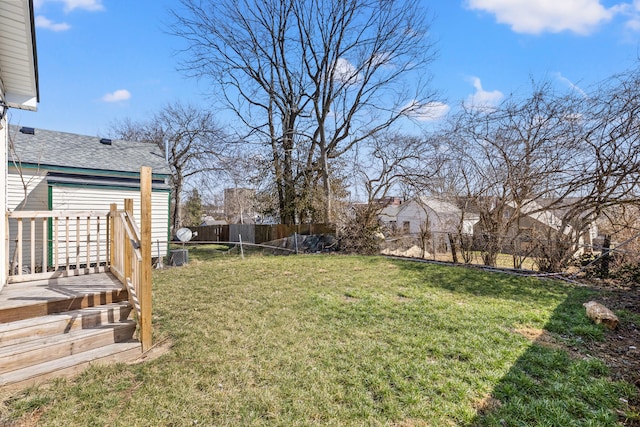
[187, 223, 335, 245]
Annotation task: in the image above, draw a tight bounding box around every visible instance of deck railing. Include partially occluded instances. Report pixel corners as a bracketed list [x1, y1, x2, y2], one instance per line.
[5, 167, 154, 352]
[5, 205, 152, 350]
[6, 210, 110, 283]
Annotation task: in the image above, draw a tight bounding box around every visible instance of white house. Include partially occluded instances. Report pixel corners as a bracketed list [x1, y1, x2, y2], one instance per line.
[7, 126, 172, 269]
[379, 204, 402, 232]
[1, 1, 39, 291]
[395, 197, 479, 236]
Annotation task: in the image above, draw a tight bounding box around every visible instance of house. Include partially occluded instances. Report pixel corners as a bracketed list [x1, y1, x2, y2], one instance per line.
[379, 204, 402, 233]
[536, 198, 599, 251]
[7, 125, 172, 267]
[200, 215, 228, 226]
[1, 0, 39, 291]
[395, 197, 479, 236]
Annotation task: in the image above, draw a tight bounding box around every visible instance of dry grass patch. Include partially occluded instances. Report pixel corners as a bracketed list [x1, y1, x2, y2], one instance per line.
[513, 327, 565, 351]
[473, 395, 503, 415]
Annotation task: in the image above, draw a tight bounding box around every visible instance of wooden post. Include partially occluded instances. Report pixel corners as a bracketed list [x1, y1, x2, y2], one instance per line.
[124, 199, 133, 284]
[140, 167, 153, 352]
[30, 218, 35, 274]
[109, 203, 117, 268]
[124, 199, 134, 214]
[41, 219, 48, 273]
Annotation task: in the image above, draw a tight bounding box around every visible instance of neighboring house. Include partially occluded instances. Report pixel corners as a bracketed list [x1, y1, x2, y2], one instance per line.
[473, 199, 597, 256]
[379, 204, 402, 233]
[7, 126, 172, 267]
[536, 198, 599, 250]
[395, 197, 479, 236]
[200, 215, 227, 226]
[503, 200, 566, 236]
[1, 1, 39, 290]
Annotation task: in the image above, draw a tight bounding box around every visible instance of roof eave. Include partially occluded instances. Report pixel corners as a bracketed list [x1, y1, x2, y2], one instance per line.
[0, 0, 39, 111]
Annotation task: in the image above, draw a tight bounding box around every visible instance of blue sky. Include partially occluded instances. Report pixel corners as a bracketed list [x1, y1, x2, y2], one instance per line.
[9, 0, 640, 137]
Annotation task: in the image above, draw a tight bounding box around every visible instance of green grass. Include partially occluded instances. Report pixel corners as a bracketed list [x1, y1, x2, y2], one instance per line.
[1, 255, 636, 426]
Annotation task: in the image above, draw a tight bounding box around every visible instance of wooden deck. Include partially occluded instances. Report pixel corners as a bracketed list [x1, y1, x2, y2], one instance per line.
[0, 273, 128, 324]
[0, 272, 141, 388]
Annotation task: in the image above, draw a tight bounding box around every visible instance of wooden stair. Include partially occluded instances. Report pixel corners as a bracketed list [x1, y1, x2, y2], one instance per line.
[0, 274, 142, 389]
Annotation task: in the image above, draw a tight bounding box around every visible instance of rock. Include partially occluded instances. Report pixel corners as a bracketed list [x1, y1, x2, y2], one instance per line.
[583, 301, 619, 330]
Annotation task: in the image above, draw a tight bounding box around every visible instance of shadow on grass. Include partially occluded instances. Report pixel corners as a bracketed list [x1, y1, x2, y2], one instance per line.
[390, 259, 638, 426]
[392, 258, 570, 304]
[470, 292, 637, 426]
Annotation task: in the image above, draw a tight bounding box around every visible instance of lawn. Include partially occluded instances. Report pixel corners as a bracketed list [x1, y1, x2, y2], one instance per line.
[1, 253, 637, 426]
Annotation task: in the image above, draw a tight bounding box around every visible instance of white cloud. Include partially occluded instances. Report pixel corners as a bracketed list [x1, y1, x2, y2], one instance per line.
[371, 52, 393, 68]
[465, 77, 504, 109]
[466, 0, 619, 35]
[333, 58, 361, 84]
[621, 0, 640, 31]
[402, 100, 450, 122]
[34, 0, 104, 13]
[35, 15, 70, 31]
[34, 0, 104, 32]
[102, 89, 131, 103]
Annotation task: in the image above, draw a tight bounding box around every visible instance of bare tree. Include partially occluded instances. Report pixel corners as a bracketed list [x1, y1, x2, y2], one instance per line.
[510, 69, 640, 271]
[435, 81, 585, 267]
[338, 132, 432, 253]
[171, 0, 438, 224]
[426, 69, 640, 272]
[110, 102, 228, 232]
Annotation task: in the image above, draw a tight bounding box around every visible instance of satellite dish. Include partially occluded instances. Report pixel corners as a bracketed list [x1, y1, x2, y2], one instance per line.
[175, 227, 193, 242]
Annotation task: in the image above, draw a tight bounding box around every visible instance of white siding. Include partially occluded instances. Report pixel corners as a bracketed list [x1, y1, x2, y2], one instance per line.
[396, 200, 462, 235]
[6, 168, 170, 272]
[7, 166, 48, 210]
[7, 167, 48, 271]
[1, 0, 39, 289]
[51, 186, 170, 258]
[1, 119, 6, 288]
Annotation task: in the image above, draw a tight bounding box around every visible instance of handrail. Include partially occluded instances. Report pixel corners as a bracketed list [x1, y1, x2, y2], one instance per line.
[8, 210, 108, 218]
[109, 196, 152, 353]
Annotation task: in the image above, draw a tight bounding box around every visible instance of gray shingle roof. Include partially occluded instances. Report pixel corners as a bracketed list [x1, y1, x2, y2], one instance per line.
[8, 125, 171, 176]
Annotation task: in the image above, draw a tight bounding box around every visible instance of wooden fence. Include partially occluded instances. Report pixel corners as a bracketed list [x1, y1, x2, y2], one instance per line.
[187, 225, 229, 243]
[188, 223, 335, 244]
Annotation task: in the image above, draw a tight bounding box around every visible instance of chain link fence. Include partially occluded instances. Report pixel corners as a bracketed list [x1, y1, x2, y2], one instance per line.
[379, 230, 632, 277]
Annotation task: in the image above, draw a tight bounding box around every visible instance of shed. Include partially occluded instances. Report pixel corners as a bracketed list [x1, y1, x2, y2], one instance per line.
[7, 126, 171, 266]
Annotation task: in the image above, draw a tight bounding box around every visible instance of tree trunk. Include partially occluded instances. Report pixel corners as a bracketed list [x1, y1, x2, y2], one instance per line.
[321, 147, 331, 223]
[449, 233, 458, 263]
[173, 176, 184, 233]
